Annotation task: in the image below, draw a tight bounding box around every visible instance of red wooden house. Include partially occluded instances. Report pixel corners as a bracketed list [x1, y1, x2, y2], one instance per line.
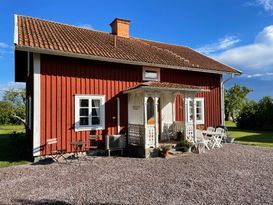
[14, 15, 240, 158]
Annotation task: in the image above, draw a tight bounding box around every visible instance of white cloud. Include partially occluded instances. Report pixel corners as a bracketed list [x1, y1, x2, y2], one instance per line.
[256, 0, 273, 13]
[241, 72, 273, 80]
[196, 36, 240, 55]
[0, 82, 25, 92]
[213, 25, 273, 76]
[77, 24, 93, 30]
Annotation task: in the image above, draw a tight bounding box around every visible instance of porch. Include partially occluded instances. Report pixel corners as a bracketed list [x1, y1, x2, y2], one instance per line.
[124, 81, 209, 152]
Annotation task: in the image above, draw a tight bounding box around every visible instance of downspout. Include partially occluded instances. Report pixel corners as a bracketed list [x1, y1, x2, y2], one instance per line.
[220, 74, 234, 126]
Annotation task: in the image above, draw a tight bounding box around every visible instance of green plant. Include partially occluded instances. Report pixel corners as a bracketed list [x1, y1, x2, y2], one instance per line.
[176, 140, 192, 148]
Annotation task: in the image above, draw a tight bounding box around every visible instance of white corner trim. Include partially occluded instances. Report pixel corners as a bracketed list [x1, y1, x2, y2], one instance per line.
[33, 53, 41, 156]
[14, 14, 18, 45]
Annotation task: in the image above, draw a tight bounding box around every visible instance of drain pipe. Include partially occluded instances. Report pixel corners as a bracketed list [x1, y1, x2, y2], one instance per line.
[221, 74, 234, 126]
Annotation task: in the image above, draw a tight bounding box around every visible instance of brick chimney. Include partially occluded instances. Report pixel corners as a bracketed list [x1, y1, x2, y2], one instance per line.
[110, 18, 131, 38]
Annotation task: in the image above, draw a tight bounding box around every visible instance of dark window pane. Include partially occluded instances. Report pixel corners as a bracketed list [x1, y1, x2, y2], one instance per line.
[80, 99, 89, 107]
[92, 117, 100, 125]
[197, 114, 202, 121]
[92, 99, 100, 107]
[80, 108, 89, 116]
[80, 117, 89, 126]
[92, 108, 100, 116]
[196, 107, 202, 114]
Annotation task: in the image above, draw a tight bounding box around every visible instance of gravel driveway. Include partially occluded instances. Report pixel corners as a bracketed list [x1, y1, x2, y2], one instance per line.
[0, 144, 273, 205]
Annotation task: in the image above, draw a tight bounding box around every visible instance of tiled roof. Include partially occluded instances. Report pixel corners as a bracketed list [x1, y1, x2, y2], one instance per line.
[15, 15, 240, 74]
[124, 81, 209, 93]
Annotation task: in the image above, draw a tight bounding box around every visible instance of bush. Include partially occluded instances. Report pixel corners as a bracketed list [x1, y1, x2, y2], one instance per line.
[237, 97, 273, 131]
[0, 101, 15, 125]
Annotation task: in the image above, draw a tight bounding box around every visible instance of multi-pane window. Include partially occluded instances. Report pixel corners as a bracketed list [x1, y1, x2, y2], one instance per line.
[187, 98, 204, 124]
[75, 95, 105, 131]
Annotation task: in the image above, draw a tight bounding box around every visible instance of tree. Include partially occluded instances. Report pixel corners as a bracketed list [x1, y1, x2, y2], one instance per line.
[225, 84, 252, 121]
[0, 88, 26, 124]
[0, 101, 15, 124]
[237, 96, 273, 131]
[3, 88, 26, 107]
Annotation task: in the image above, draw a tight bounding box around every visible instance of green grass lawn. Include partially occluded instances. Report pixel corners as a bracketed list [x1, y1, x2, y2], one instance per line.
[0, 124, 31, 168]
[226, 121, 273, 147]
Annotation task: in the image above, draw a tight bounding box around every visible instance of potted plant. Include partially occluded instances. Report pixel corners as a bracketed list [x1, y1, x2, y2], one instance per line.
[176, 139, 193, 152]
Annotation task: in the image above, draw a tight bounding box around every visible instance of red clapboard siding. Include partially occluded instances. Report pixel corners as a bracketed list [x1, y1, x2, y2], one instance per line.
[160, 68, 221, 128]
[40, 55, 142, 155]
[40, 54, 222, 155]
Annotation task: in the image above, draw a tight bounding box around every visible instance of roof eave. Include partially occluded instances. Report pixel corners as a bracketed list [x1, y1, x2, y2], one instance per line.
[123, 86, 210, 94]
[15, 45, 240, 75]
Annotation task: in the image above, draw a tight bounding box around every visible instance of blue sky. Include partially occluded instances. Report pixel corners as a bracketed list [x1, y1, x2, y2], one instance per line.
[0, 0, 273, 100]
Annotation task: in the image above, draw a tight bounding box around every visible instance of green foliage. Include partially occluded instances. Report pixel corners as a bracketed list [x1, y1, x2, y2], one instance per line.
[3, 88, 26, 106]
[176, 139, 192, 148]
[0, 88, 26, 125]
[0, 101, 15, 125]
[225, 84, 252, 121]
[237, 96, 273, 131]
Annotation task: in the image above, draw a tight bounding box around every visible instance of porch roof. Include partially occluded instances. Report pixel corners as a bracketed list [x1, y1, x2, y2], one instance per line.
[123, 81, 210, 94]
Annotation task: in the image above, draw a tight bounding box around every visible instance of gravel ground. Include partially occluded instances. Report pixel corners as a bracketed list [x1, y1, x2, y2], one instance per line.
[0, 144, 273, 205]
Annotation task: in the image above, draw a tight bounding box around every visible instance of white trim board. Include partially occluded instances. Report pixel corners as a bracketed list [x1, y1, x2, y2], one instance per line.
[14, 14, 18, 45]
[33, 53, 41, 156]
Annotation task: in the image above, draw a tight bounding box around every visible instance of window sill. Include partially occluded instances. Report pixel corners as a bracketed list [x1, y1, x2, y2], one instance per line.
[75, 126, 104, 132]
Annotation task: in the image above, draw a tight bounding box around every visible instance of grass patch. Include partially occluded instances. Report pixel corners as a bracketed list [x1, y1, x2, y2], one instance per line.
[226, 121, 273, 147]
[0, 125, 31, 168]
[0, 124, 25, 135]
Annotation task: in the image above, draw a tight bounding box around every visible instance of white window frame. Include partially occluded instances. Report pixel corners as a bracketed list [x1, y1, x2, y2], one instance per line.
[74, 94, 105, 131]
[143, 67, 160, 81]
[186, 97, 205, 124]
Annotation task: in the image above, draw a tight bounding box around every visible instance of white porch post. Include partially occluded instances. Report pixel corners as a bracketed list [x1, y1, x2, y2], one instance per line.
[144, 94, 148, 148]
[192, 95, 197, 142]
[183, 93, 188, 139]
[154, 95, 159, 147]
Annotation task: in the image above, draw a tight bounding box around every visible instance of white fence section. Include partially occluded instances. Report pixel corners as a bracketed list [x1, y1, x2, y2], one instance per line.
[146, 125, 156, 148]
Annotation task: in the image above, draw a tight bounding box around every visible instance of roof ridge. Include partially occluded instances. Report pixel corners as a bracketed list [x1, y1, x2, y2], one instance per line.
[16, 14, 112, 36]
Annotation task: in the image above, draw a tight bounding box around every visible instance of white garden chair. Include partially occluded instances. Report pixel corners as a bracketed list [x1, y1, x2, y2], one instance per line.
[214, 128, 225, 148]
[195, 130, 211, 153]
[207, 127, 215, 132]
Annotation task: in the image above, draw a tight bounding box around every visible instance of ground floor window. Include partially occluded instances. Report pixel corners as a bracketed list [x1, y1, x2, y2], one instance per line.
[187, 97, 204, 124]
[75, 95, 105, 131]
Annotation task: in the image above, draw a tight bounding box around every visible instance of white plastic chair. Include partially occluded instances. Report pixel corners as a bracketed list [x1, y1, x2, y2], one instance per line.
[214, 128, 225, 148]
[195, 130, 210, 153]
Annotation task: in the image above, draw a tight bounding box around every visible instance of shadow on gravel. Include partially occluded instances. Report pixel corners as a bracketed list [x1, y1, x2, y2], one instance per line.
[31, 158, 55, 165]
[15, 199, 123, 205]
[15, 199, 71, 205]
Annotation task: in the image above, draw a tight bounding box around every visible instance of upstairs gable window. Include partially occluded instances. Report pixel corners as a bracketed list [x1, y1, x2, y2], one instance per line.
[143, 67, 160, 81]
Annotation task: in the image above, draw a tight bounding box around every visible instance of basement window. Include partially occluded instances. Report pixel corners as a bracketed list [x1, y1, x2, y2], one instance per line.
[187, 98, 205, 124]
[143, 67, 160, 81]
[75, 95, 105, 131]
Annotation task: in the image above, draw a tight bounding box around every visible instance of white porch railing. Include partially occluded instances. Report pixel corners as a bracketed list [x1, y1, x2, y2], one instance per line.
[146, 125, 156, 148]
